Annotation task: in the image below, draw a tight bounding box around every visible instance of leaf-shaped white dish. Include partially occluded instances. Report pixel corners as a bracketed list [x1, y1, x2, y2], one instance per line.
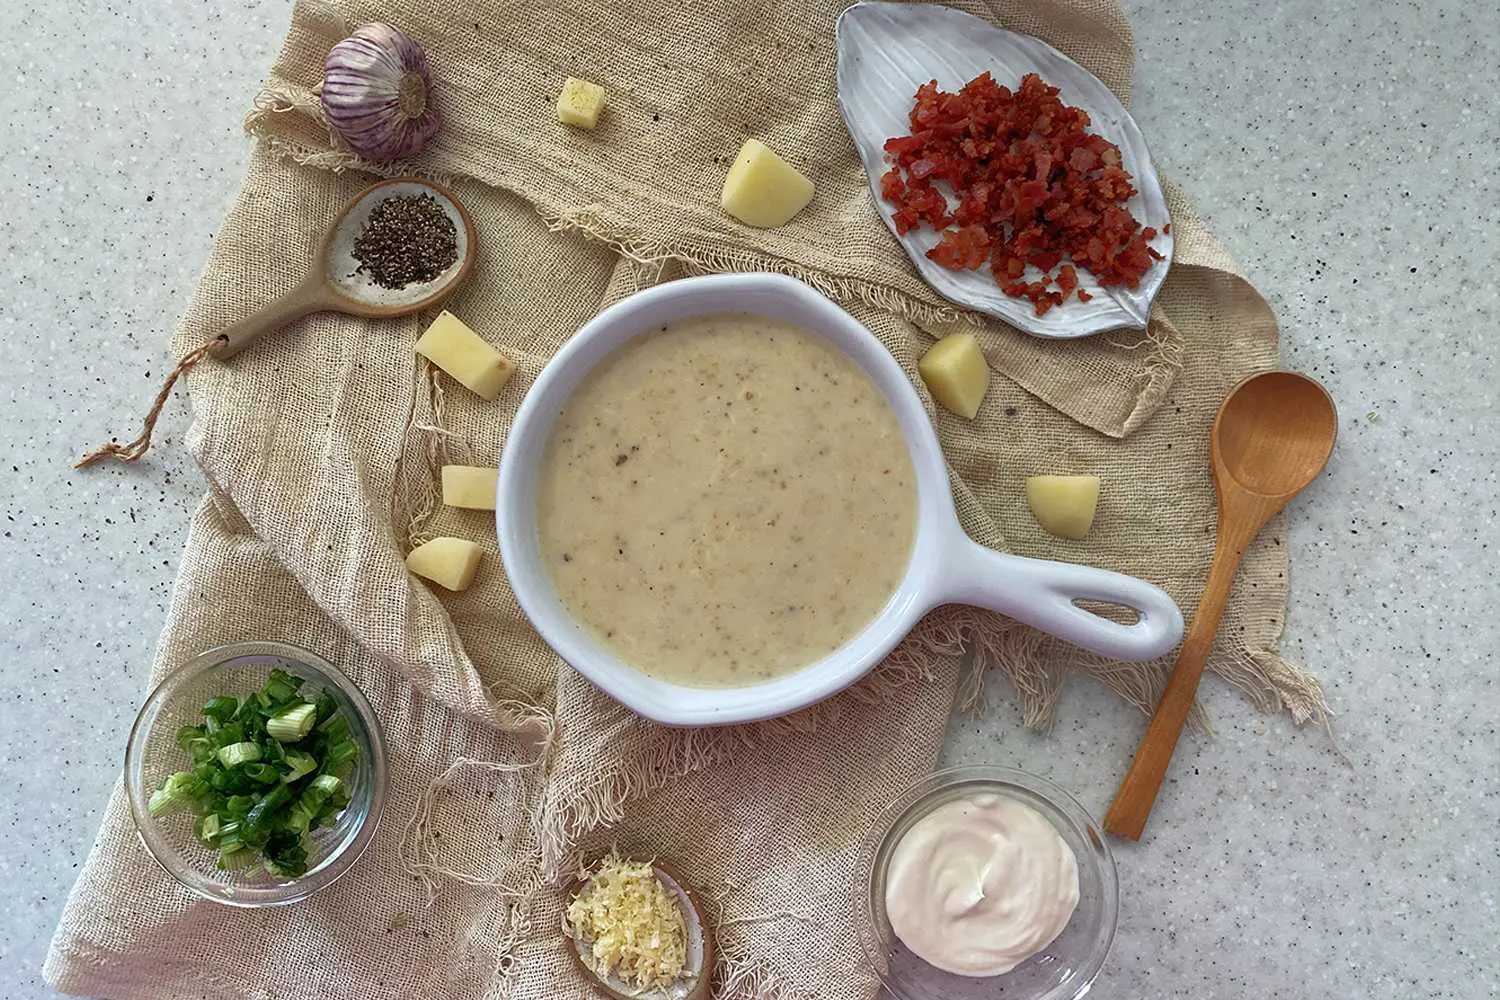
[835, 2, 1172, 339]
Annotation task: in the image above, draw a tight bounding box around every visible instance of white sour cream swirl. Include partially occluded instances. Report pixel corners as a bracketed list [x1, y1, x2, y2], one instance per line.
[884, 792, 1080, 976]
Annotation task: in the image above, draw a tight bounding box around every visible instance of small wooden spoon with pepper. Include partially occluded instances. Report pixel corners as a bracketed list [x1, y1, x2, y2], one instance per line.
[76, 176, 476, 467]
[212, 175, 476, 360]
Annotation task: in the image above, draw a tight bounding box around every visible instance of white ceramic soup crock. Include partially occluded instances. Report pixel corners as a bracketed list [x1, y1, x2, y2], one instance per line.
[498, 274, 1184, 726]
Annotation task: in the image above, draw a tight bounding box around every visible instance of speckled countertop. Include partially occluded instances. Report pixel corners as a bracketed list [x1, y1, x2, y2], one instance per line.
[1, 0, 1495, 997]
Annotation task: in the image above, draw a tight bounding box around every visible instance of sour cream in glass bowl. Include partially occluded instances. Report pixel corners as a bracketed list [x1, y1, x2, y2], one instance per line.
[857, 765, 1118, 1000]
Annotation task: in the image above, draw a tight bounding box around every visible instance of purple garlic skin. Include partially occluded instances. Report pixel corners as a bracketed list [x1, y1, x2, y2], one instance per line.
[322, 22, 441, 163]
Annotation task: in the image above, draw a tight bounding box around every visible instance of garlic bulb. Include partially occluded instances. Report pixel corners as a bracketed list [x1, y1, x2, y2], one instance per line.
[321, 23, 441, 163]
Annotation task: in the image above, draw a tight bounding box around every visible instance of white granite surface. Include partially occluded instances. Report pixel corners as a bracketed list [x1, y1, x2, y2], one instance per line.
[1, 0, 1495, 997]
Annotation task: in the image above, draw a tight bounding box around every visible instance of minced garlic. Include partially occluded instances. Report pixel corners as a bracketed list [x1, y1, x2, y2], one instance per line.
[565, 856, 689, 992]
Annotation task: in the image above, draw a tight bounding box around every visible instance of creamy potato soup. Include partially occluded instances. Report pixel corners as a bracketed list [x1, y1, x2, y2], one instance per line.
[536, 313, 917, 687]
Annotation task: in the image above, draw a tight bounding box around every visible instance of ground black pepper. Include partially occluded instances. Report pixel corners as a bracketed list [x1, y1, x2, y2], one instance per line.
[351, 193, 458, 290]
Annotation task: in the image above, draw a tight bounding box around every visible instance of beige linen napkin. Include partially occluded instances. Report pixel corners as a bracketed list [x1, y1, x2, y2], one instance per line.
[48, 2, 1324, 998]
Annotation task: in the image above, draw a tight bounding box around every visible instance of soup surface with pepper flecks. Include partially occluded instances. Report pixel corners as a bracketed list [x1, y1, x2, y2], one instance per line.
[537, 312, 917, 687]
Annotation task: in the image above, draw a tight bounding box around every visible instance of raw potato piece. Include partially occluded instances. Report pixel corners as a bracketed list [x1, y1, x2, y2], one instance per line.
[1026, 475, 1101, 540]
[918, 333, 990, 419]
[415, 311, 516, 400]
[720, 139, 815, 228]
[442, 465, 498, 511]
[557, 77, 606, 128]
[406, 537, 484, 591]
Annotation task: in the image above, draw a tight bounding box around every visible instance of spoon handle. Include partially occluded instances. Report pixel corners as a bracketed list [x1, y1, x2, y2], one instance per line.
[1103, 513, 1264, 841]
[211, 279, 339, 361]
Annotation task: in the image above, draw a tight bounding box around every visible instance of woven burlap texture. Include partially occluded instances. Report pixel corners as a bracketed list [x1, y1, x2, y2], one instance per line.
[47, 1, 1326, 998]
[248, 0, 1176, 438]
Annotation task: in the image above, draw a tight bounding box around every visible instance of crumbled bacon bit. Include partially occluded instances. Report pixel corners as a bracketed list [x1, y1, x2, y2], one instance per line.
[881, 72, 1164, 315]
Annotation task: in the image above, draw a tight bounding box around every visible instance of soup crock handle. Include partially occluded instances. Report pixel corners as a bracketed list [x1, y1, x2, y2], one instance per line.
[939, 536, 1185, 662]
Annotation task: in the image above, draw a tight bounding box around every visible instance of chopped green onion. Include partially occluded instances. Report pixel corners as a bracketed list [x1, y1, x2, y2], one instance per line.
[202, 695, 239, 724]
[266, 702, 318, 743]
[245, 784, 293, 832]
[281, 751, 318, 783]
[260, 670, 301, 707]
[148, 671, 359, 878]
[147, 771, 202, 817]
[217, 741, 262, 768]
[318, 713, 352, 742]
[215, 721, 246, 747]
[148, 788, 185, 818]
[282, 801, 315, 834]
[195, 813, 222, 844]
[269, 668, 304, 692]
[323, 740, 358, 768]
[262, 828, 310, 877]
[218, 847, 256, 871]
[241, 762, 281, 785]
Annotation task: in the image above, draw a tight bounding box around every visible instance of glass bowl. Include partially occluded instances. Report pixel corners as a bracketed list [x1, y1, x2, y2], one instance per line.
[857, 765, 1118, 1000]
[124, 641, 388, 907]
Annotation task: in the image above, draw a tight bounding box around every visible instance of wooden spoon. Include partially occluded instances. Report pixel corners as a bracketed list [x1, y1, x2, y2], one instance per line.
[1104, 371, 1337, 841]
[211, 176, 476, 360]
[74, 176, 477, 468]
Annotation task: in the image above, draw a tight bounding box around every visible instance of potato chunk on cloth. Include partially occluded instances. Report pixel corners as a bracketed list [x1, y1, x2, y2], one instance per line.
[918, 333, 990, 419]
[720, 139, 814, 228]
[406, 537, 484, 591]
[414, 311, 516, 400]
[557, 77, 606, 128]
[1025, 475, 1101, 539]
[441, 465, 498, 511]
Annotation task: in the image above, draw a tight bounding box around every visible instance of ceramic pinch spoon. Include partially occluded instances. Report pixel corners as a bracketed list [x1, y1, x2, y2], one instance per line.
[1104, 371, 1337, 841]
[212, 176, 477, 360]
[565, 860, 714, 1000]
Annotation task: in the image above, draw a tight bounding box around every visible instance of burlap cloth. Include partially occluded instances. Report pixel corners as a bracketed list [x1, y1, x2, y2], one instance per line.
[46, 1, 1328, 998]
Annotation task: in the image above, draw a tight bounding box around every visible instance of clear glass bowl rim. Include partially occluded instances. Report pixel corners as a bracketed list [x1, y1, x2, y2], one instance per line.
[123, 640, 388, 907]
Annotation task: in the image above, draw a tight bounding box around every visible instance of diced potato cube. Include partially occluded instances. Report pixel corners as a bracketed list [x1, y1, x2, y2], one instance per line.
[1025, 475, 1102, 540]
[918, 333, 990, 419]
[442, 465, 498, 511]
[557, 77, 607, 129]
[406, 536, 483, 591]
[719, 138, 815, 228]
[414, 311, 515, 400]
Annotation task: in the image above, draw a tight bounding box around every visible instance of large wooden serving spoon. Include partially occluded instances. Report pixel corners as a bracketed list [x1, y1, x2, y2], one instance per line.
[1104, 371, 1337, 841]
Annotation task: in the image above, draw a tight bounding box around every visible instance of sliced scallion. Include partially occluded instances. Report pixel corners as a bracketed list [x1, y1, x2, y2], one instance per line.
[195, 812, 222, 844]
[147, 669, 360, 878]
[242, 762, 281, 785]
[218, 847, 256, 870]
[202, 695, 239, 724]
[217, 741, 262, 768]
[281, 751, 318, 783]
[266, 702, 318, 743]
